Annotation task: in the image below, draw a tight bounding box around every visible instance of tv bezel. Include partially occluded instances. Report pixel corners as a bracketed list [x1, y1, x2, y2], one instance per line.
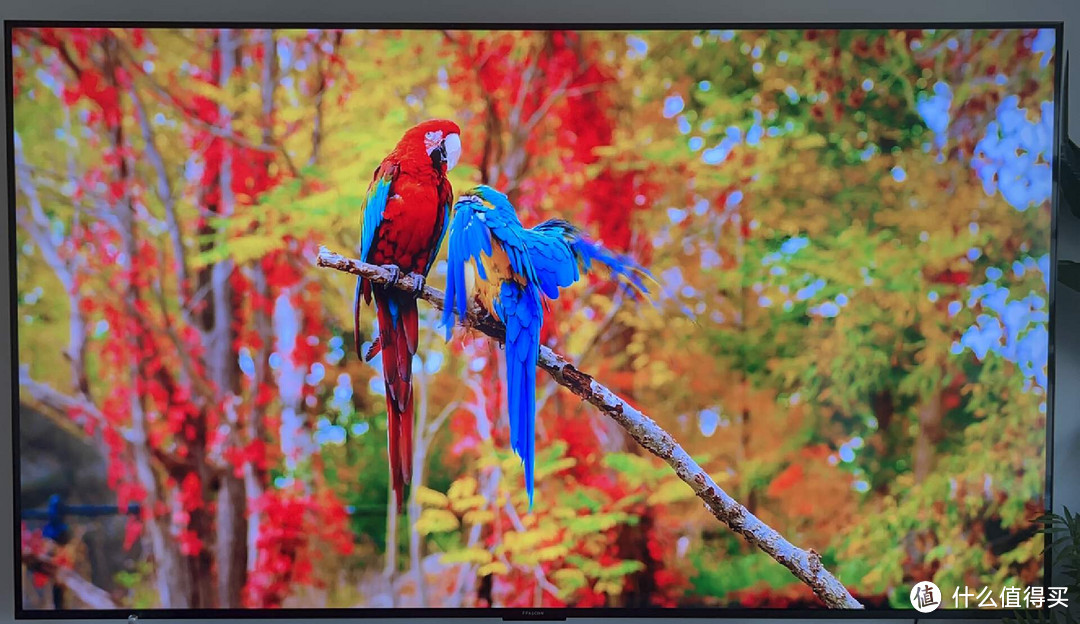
[3, 18, 1065, 621]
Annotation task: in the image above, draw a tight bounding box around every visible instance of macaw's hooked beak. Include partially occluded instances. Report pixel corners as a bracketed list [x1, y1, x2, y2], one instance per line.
[444, 132, 462, 171]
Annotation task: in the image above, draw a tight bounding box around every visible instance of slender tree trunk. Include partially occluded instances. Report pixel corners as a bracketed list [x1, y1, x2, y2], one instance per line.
[211, 28, 250, 608]
[237, 25, 278, 591]
[408, 366, 430, 606]
[384, 492, 398, 579]
[105, 33, 220, 608]
[913, 388, 945, 484]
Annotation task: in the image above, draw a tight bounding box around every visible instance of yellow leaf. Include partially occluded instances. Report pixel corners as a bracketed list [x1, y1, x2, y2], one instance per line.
[533, 544, 570, 562]
[439, 547, 493, 565]
[595, 580, 623, 596]
[552, 567, 586, 588]
[463, 509, 495, 525]
[477, 561, 509, 576]
[503, 527, 557, 553]
[450, 494, 488, 513]
[448, 476, 478, 501]
[414, 486, 449, 508]
[535, 457, 577, 480]
[414, 509, 459, 535]
[550, 506, 577, 520]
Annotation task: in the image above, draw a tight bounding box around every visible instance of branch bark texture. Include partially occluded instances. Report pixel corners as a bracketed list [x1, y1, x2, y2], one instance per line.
[316, 246, 864, 609]
[21, 551, 119, 610]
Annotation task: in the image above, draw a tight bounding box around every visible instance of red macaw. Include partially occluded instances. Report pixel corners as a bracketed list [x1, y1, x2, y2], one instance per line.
[354, 119, 462, 507]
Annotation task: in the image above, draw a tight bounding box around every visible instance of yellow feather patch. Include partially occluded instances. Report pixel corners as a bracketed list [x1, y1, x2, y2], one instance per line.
[473, 239, 523, 319]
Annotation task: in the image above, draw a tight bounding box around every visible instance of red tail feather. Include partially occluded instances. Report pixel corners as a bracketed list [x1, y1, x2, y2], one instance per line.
[374, 290, 417, 509]
[397, 390, 414, 491]
[385, 389, 414, 507]
[354, 277, 375, 358]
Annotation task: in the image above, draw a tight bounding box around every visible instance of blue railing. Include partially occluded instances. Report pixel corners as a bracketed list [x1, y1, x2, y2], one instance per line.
[20, 494, 387, 608]
[22, 494, 141, 543]
[22, 494, 389, 540]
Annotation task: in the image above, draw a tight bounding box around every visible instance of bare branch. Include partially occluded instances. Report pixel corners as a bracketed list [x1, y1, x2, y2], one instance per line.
[116, 41, 301, 179]
[424, 400, 460, 444]
[502, 501, 561, 602]
[12, 135, 73, 291]
[21, 550, 119, 609]
[508, 51, 541, 130]
[18, 368, 107, 433]
[130, 85, 193, 322]
[316, 246, 863, 609]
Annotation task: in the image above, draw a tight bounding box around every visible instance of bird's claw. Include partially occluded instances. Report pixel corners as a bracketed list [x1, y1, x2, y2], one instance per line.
[406, 273, 426, 297]
[381, 265, 402, 286]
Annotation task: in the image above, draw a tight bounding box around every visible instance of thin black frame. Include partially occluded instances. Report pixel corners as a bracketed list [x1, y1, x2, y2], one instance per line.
[3, 18, 1066, 621]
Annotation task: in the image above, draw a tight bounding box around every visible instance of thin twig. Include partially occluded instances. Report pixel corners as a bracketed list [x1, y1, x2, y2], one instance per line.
[502, 501, 561, 601]
[316, 246, 863, 609]
[130, 85, 194, 325]
[19, 367, 107, 432]
[20, 550, 119, 609]
[116, 41, 301, 179]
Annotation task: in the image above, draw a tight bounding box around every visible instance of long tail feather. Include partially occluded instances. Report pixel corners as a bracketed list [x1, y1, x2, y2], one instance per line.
[365, 335, 382, 361]
[373, 289, 416, 509]
[353, 276, 365, 358]
[496, 282, 542, 509]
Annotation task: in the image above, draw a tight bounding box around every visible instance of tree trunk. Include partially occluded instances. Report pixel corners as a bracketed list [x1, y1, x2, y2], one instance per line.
[104, 32, 220, 608]
[913, 388, 945, 484]
[384, 492, 398, 579]
[408, 367, 430, 606]
[211, 28, 250, 608]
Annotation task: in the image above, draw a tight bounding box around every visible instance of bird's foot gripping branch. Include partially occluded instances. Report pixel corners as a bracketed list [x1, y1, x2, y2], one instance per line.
[316, 245, 864, 610]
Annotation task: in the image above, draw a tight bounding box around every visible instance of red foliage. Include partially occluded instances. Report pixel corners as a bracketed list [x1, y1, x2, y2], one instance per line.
[244, 490, 355, 607]
[767, 463, 805, 498]
[178, 529, 203, 556]
[123, 517, 143, 551]
[60, 68, 122, 128]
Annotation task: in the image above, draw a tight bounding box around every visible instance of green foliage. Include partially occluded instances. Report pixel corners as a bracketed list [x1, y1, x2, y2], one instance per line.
[688, 548, 799, 598]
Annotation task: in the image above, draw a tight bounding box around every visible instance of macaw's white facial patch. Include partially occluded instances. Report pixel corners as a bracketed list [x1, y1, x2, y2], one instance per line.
[424, 130, 444, 155]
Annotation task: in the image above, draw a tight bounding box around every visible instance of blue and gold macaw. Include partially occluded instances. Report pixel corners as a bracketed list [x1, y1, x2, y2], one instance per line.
[441, 185, 652, 507]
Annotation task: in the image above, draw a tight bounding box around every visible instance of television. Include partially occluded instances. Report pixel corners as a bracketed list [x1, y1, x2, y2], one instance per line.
[6, 21, 1062, 619]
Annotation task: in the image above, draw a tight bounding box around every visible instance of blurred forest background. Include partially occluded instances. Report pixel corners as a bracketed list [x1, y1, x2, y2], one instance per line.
[12, 27, 1053, 610]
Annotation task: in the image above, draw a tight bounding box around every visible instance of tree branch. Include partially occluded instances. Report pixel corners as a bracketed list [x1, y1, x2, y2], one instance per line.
[130, 84, 194, 326]
[18, 367, 108, 436]
[21, 550, 119, 610]
[116, 41, 301, 179]
[316, 246, 863, 609]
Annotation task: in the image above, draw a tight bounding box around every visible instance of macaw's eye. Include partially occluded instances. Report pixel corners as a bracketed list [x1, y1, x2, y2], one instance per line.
[424, 130, 444, 154]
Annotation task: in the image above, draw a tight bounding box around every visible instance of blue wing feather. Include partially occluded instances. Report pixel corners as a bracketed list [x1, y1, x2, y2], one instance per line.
[442, 202, 479, 339]
[360, 168, 395, 264]
[354, 166, 396, 358]
[441, 186, 540, 338]
[529, 219, 652, 299]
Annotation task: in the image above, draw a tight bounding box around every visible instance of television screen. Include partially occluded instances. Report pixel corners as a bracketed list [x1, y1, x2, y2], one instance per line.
[8, 23, 1059, 617]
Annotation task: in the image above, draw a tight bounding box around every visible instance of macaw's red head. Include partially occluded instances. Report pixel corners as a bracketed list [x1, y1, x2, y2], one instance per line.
[396, 119, 462, 175]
